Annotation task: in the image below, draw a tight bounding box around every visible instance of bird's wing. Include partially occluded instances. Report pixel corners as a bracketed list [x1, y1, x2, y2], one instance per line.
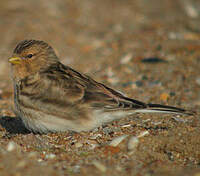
[40, 62, 147, 111]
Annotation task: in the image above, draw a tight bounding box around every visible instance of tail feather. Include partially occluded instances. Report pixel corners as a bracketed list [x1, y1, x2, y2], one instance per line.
[135, 103, 194, 115]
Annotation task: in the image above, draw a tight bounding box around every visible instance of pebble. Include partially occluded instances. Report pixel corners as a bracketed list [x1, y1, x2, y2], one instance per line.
[75, 142, 83, 148]
[137, 131, 150, 138]
[45, 153, 56, 159]
[121, 124, 131, 128]
[7, 141, 18, 152]
[183, 1, 198, 18]
[120, 53, 133, 64]
[168, 32, 182, 40]
[92, 160, 107, 172]
[109, 135, 129, 147]
[38, 159, 43, 162]
[127, 136, 139, 151]
[73, 165, 81, 173]
[196, 77, 200, 86]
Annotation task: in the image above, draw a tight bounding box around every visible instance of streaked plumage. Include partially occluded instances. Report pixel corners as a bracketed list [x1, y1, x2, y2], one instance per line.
[9, 40, 194, 133]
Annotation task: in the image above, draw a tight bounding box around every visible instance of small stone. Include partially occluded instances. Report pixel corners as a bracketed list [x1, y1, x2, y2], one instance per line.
[73, 165, 81, 173]
[183, 2, 198, 18]
[92, 160, 107, 172]
[196, 77, 200, 86]
[45, 153, 56, 159]
[38, 159, 43, 162]
[137, 131, 149, 138]
[7, 141, 17, 152]
[121, 124, 131, 128]
[75, 142, 83, 148]
[109, 135, 129, 147]
[120, 53, 133, 64]
[127, 136, 139, 151]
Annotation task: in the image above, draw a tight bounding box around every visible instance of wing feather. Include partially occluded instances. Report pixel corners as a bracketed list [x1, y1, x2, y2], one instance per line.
[39, 62, 147, 111]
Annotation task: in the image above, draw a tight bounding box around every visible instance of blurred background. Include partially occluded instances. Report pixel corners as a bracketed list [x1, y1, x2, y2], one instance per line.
[0, 1, 200, 175]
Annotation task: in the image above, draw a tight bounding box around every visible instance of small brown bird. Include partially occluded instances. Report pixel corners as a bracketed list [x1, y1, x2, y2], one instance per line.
[9, 40, 193, 133]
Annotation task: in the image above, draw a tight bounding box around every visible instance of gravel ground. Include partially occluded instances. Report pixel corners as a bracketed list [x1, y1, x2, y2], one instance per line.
[0, 0, 200, 176]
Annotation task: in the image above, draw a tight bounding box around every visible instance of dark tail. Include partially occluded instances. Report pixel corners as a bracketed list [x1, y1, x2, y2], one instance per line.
[134, 103, 194, 115]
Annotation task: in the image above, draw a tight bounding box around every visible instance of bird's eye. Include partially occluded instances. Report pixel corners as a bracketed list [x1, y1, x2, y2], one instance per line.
[26, 54, 33, 58]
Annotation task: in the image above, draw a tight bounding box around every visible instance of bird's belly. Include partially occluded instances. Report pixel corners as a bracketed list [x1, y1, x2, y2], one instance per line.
[16, 105, 98, 133]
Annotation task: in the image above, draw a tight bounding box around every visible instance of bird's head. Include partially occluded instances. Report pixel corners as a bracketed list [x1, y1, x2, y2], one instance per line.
[9, 40, 58, 79]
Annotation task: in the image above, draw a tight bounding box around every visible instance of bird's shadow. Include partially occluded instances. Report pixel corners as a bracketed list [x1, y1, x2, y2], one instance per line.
[0, 116, 30, 134]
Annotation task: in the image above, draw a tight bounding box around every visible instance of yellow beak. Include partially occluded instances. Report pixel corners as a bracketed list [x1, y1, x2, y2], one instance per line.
[8, 57, 22, 64]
